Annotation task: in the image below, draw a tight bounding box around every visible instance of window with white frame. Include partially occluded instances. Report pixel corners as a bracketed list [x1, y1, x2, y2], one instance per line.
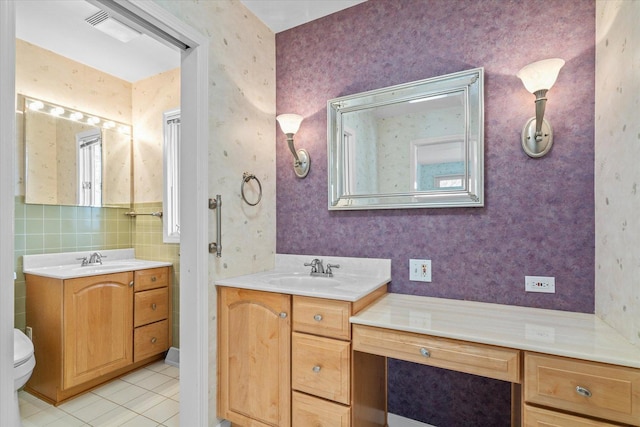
[163, 109, 180, 243]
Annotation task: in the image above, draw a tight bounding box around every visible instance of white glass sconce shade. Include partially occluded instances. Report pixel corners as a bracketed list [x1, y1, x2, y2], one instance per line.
[516, 58, 565, 158]
[517, 58, 565, 93]
[276, 113, 303, 135]
[276, 113, 310, 178]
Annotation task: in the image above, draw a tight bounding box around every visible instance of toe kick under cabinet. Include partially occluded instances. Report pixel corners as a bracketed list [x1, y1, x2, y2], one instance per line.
[25, 267, 172, 405]
[217, 286, 387, 427]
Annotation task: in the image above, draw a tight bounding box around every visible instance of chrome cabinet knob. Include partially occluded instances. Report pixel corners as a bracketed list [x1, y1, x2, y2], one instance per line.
[279, 312, 288, 318]
[420, 347, 430, 358]
[576, 386, 592, 397]
[313, 314, 323, 322]
[151, 303, 157, 310]
[151, 276, 157, 282]
[129, 281, 134, 287]
[312, 365, 321, 373]
[151, 337, 157, 344]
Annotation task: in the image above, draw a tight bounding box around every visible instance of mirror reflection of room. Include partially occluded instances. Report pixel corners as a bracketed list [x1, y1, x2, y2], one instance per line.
[21, 95, 132, 207]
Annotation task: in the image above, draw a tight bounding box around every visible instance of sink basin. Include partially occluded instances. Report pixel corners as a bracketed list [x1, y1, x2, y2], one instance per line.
[267, 275, 341, 289]
[70, 261, 145, 275]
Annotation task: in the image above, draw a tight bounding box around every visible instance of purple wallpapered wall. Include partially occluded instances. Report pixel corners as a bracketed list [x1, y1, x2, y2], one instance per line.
[276, 0, 595, 424]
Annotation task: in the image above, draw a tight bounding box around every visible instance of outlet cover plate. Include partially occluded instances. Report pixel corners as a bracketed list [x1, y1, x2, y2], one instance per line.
[525, 276, 555, 293]
[410, 259, 431, 282]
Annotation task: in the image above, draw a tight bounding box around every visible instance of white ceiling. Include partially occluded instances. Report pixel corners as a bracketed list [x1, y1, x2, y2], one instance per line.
[240, 0, 367, 33]
[16, 1, 365, 83]
[15, 1, 180, 82]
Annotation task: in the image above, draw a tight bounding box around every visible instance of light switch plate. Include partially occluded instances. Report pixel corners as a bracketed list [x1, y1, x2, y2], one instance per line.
[409, 259, 431, 282]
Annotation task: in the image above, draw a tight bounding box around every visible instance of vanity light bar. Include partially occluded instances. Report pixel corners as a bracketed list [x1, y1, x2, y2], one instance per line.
[23, 96, 132, 135]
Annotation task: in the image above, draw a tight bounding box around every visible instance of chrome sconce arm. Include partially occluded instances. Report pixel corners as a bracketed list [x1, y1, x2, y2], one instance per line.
[277, 113, 310, 178]
[517, 58, 564, 158]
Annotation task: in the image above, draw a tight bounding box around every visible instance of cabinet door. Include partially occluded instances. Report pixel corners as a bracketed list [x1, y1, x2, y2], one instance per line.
[63, 272, 133, 389]
[218, 287, 291, 427]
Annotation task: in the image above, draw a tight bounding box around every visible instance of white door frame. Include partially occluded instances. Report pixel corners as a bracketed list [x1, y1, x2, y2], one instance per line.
[0, 2, 17, 424]
[0, 2, 210, 425]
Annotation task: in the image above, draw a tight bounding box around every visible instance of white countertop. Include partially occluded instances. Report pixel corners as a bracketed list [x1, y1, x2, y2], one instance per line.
[350, 293, 640, 369]
[23, 249, 172, 279]
[215, 254, 391, 302]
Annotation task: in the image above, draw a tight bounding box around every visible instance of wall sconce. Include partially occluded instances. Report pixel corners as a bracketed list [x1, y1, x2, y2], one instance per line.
[276, 113, 310, 178]
[516, 58, 565, 158]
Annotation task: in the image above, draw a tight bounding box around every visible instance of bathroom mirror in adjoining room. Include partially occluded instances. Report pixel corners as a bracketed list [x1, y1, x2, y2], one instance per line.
[328, 67, 484, 210]
[20, 94, 132, 208]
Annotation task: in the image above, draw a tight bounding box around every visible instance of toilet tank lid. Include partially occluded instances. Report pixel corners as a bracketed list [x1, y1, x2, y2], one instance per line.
[14, 329, 34, 366]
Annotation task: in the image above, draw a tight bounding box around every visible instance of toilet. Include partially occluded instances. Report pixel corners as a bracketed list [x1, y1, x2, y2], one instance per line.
[13, 329, 36, 427]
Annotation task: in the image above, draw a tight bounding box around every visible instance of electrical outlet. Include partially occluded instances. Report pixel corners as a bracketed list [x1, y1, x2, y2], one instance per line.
[525, 276, 555, 293]
[409, 259, 431, 282]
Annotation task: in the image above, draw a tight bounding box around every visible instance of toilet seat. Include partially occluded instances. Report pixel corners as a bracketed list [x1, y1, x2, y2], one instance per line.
[14, 329, 34, 368]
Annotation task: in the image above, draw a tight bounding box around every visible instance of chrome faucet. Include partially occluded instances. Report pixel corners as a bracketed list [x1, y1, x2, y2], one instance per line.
[304, 259, 340, 277]
[88, 252, 104, 265]
[304, 258, 325, 275]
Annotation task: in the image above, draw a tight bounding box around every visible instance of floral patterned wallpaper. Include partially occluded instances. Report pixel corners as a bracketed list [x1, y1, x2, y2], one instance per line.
[594, 0, 640, 346]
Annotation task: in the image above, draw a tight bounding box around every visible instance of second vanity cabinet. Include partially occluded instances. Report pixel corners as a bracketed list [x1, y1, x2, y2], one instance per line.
[25, 266, 171, 404]
[217, 286, 387, 427]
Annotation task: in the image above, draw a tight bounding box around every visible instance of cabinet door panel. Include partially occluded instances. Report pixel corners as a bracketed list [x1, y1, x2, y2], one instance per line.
[63, 272, 133, 388]
[218, 287, 291, 427]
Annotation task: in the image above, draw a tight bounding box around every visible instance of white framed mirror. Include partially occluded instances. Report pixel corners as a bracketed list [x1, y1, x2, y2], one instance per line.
[328, 68, 484, 210]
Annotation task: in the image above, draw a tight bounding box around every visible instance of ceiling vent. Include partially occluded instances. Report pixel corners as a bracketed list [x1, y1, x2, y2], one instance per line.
[85, 10, 141, 43]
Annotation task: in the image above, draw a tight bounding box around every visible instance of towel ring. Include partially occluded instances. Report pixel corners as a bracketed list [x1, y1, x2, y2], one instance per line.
[241, 172, 262, 206]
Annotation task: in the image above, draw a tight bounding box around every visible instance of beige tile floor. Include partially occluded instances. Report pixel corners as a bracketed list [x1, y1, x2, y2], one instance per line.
[19, 361, 179, 427]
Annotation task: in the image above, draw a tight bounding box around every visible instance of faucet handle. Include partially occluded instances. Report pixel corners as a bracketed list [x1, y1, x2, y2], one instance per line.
[304, 258, 320, 273]
[326, 263, 340, 276]
[76, 257, 88, 266]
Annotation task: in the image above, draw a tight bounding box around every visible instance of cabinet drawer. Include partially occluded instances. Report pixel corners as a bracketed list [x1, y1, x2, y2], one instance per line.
[292, 332, 350, 404]
[352, 324, 520, 383]
[293, 296, 351, 340]
[134, 267, 168, 292]
[134, 320, 169, 362]
[134, 288, 169, 327]
[524, 404, 621, 426]
[292, 391, 350, 427]
[525, 352, 640, 425]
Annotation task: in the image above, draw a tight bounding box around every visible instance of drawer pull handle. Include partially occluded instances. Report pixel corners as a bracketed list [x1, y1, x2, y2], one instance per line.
[279, 312, 288, 318]
[313, 314, 323, 322]
[129, 281, 134, 287]
[576, 386, 592, 398]
[151, 303, 157, 310]
[151, 276, 157, 282]
[420, 347, 431, 358]
[312, 365, 321, 373]
[151, 337, 157, 344]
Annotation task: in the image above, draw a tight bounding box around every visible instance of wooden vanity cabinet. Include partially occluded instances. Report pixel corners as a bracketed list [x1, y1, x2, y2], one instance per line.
[217, 286, 387, 427]
[291, 290, 387, 427]
[63, 272, 134, 389]
[133, 268, 171, 362]
[25, 267, 171, 404]
[217, 287, 291, 427]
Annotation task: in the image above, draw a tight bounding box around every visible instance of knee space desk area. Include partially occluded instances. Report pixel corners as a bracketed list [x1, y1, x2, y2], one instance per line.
[350, 294, 640, 427]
